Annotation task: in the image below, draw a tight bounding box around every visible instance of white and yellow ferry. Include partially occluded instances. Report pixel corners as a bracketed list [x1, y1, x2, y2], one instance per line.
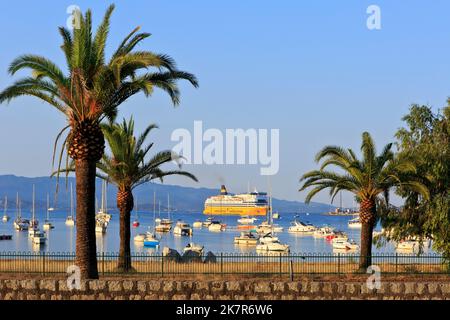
[203, 185, 269, 216]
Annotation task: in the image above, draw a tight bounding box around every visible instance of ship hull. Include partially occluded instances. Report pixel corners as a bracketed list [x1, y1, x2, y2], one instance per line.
[203, 206, 268, 216]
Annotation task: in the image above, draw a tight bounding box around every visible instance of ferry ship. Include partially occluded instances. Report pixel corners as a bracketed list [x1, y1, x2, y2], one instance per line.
[203, 185, 268, 216]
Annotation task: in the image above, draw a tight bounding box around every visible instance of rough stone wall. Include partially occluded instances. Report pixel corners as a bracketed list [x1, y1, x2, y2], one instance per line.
[0, 279, 449, 300]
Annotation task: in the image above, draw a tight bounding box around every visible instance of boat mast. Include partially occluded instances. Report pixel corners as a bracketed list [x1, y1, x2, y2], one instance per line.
[32, 185, 35, 222]
[46, 193, 50, 220]
[100, 181, 105, 213]
[16, 192, 19, 219]
[3, 196, 7, 216]
[167, 194, 170, 220]
[70, 183, 74, 218]
[153, 191, 156, 228]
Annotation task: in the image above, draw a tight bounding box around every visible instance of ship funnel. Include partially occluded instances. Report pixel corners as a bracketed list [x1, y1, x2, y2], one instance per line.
[220, 185, 228, 195]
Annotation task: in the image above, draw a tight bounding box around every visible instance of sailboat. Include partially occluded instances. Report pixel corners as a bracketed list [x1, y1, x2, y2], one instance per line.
[28, 185, 40, 237]
[132, 195, 140, 228]
[2, 196, 10, 222]
[143, 192, 160, 247]
[65, 184, 75, 226]
[96, 180, 112, 222]
[43, 193, 54, 230]
[14, 193, 29, 231]
[155, 196, 171, 233]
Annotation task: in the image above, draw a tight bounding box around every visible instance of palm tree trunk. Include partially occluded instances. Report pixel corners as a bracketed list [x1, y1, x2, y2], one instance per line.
[117, 187, 134, 272]
[359, 199, 376, 271]
[75, 159, 99, 279]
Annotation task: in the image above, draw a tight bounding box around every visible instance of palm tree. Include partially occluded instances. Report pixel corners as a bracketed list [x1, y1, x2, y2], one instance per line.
[98, 118, 197, 271]
[299, 132, 429, 270]
[0, 5, 198, 279]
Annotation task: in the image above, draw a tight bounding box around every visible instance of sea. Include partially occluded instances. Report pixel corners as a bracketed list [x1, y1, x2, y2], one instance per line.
[0, 209, 436, 255]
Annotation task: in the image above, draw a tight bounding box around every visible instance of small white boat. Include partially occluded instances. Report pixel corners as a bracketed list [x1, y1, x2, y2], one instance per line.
[288, 220, 316, 233]
[208, 221, 224, 232]
[183, 243, 204, 254]
[192, 220, 203, 228]
[155, 223, 171, 233]
[348, 217, 362, 229]
[173, 221, 193, 236]
[65, 216, 75, 226]
[32, 230, 46, 245]
[14, 194, 29, 231]
[143, 232, 160, 247]
[155, 218, 161, 224]
[313, 226, 335, 238]
[237, 216, 257, 225]
[234, 232, 259, 245]
[332, 239, 359, 250]
[258, 233, 279, 244]
[133, 233, 146, 242]
[256, 221, 273, 234]
[396, 240, 418, 251]
[256, 240, 290, 252]
[202, 217, 214, 227]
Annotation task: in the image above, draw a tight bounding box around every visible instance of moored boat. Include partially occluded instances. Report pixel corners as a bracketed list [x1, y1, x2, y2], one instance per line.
[348, 217, 362, 229]
[234, 232, 258, 245]
[288, 220, 316, 233]
[173, 221, 193, 236]
[192, 220, 203, 228]
[183, 243, 204, 254]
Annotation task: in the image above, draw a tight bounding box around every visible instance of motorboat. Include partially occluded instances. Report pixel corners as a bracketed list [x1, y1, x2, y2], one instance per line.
[32, 230, 46, 245]
[396, 240, 418, 251]
[155, 223, 171, 233]
[348, 217, 362, 229]
[256, 221, 273, 234]
[332, 239, 359, 250]
[65, 216, 75, 226]
[202, 217, 214, 227]
[237, 216, 257, 225]
[329, 232, 348, 243]
[183, 243, 204, 254]
[256, 239, 290, 252]
[313, 226, 335, 238]
[234, 232, 259, 245]
[143, 232, 160, 247]
[258, 233, 280, 244]
[173, 221, 193, 236]
[288, 220, 316, 233]
[192, 220, 203, 228]
[208, 221, 225, 232]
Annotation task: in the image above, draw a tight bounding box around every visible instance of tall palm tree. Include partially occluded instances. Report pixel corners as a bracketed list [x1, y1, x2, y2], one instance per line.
[98, 118, 197, 271]
[0, 5, 198, 279]
[299, 132, 429, 270]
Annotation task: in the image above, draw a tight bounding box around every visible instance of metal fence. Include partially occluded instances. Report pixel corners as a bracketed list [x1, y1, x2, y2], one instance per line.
[0, 252, 447, 276]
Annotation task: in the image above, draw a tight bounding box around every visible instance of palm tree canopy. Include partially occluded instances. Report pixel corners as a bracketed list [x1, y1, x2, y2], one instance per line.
[299, 132, 429, 204]
[98, 117, 197, 189]
[0, 4, 198, 123]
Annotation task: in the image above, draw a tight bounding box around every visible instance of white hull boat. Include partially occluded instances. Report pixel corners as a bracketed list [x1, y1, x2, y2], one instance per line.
[332, 239, 359, 250]
[192, 221, 203, 228]
[256, 241, 289, 252]
[234, 232, 258, 245]
[173, 221, 193, 236]
[237, 216, 257, 225]
[208, 221, 224, 232]
[288, 220, 316, 233]
[32, 231, 46, 245]
[134, 234, 146, 242]
[348, 217, 362, 229]
[183, 243, 204, 254]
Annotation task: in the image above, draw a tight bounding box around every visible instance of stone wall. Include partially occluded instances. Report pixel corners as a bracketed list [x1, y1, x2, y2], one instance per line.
[0, 279, 449, 300]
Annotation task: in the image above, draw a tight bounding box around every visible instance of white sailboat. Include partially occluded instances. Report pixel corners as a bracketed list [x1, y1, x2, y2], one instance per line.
[43, 193, 54, 230]
[96, 180, 111, 222]
[155, 195, 172, 232]
[14, 193, 29, 231]
[65, 184, 75, 226]
[2, 196, 10, 222]
[28, 185, 40, 237]
[132, 195, 140, 228]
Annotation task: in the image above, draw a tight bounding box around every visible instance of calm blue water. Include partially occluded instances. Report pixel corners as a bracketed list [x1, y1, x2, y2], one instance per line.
[0, 210, 435, 255]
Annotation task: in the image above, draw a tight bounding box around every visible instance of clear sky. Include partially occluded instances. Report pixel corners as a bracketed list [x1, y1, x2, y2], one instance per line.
[0, 0, 449, 206]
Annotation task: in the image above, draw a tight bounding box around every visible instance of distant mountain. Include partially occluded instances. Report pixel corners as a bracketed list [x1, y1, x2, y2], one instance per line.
[0, 175, 335, 214]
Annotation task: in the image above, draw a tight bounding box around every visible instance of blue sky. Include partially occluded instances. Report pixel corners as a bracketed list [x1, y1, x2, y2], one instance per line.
[0, 0, 449, 206]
